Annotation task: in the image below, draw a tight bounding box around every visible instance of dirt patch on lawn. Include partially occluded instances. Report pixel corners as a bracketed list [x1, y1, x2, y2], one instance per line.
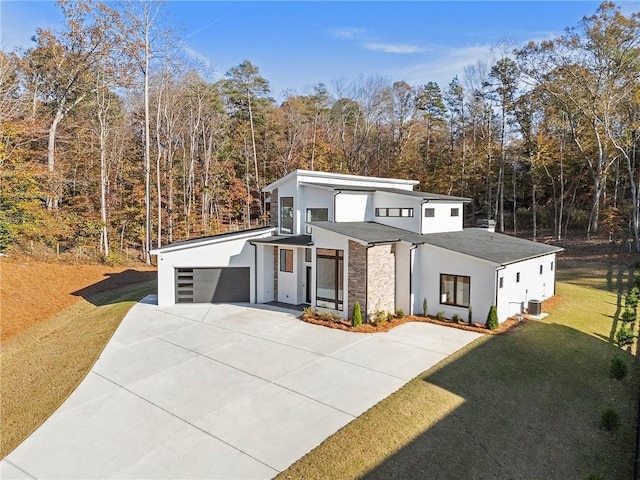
[0, 257, 156, 341]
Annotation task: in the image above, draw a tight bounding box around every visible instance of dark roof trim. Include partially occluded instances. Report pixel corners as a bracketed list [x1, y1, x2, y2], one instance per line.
[251, 235, 313, 246]
[302, 182, 471, 202]
[150, 226, 276, 253]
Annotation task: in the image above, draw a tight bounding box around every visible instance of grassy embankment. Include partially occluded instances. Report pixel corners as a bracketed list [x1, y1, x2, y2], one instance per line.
[0, 280, 155, 458]
[278, 265, 638, 479]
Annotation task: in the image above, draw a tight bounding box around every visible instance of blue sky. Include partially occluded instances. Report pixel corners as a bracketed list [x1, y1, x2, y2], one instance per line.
[2, 1, 639, 101]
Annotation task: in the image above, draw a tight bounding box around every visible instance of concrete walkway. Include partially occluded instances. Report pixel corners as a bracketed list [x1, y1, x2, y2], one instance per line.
[1, 298, 482, 479]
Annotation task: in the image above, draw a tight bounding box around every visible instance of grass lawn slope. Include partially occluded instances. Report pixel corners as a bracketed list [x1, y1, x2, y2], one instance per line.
[278, 267, 638, 479]
[0, 260, 155, 458]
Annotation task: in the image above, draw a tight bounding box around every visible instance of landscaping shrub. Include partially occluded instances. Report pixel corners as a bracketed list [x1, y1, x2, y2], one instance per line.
[616, 324, 635, 347]
[372, 310, 387, 326]
[452, 314, 461, 323]
[396, 308, 405, 318]
[621, 306, 636, 323]
[303, 306, 317, 316]
[386, 312, 394, 322]
[436, 311, 445, 321]
[609, 357, 628, 380]
[485, 305, 499, 330]
[600, 408, 620, 432]
[626, 287, 639, 312]
[352, 301, 362, 327]
[422, 298, 428, 316]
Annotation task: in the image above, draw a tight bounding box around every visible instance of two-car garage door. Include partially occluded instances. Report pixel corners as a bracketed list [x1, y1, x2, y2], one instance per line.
[176, 267, 250, 303]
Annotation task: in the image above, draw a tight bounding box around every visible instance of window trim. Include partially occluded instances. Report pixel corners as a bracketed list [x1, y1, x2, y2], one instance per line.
[279, 249, 293, 273]
[450, 207, 459, 217]
[424, 207, 435, 218]
[440, 274, 470, 308]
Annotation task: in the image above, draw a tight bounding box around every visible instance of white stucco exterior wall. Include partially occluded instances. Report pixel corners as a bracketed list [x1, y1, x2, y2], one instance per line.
[334, 192, 373, 222]
[277, 246, 299, 304]
[255, 244, 275, 303]
[497, 254, 557, 319]
[415, 244, 498, 324]
[153, 229, 275, 306]
[421, 202, 464, 234]
[373, 192, 421, 232]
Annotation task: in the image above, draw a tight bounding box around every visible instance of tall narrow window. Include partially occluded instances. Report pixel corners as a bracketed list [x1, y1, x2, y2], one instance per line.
[440, 274, 470, 307]
[550, 261, 554, 271]
[516, 272, 521, 283]
[280, 197, 293, 234]
[304, 248, 311, 263]
[306, 208, 328, 233]
[539, 265, 543, 275]
[316, 249, 344, 311]
[499, 277, 504, 288]
[279, 249, 293, 273]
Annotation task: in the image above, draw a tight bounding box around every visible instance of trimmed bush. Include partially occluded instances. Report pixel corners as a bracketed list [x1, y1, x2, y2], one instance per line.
[423, 298, 428, 316]
[626, 288, 639, 311]
[485, 305, 499, 330]
[609, 357, 628, 380]
[352, 301, 363, 327]
[621, 306, 636, 323]
[616, 323, 635, 347]
[396, 308, 405, 318]
[600, 408, 620, 432]
[452, 314, 461, 323]
[436, 311, 445, 321]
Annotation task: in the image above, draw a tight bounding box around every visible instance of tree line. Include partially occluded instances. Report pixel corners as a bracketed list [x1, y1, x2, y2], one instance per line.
[1, 0, 638, 262]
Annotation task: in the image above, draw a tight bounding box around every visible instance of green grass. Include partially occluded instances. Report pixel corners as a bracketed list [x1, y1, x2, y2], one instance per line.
[278, 272, 638, 479]
[0, 280, 155, 458]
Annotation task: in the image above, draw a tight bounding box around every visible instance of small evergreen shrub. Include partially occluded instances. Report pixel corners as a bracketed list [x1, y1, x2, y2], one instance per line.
[386, 312, 394, 322]
[616, 323, 635, 347]
[485, 305, 499, 330]
[302, 306, 316, 316]
[621, 306, 636, 323]
[452, 313, 461, 323]
[352, 301, 363, 327]
[609, 357, 628, 380]
[626, 287, 639, 309]
[396, 308, 405, 318]
[372, 310, 387, 326]
[600, 408, 620, 431]
[436, 311, 445, 321]
[423, 298, 428, 316]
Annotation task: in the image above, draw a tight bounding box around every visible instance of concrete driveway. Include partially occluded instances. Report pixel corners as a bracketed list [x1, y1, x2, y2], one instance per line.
[1, 298, 481, 479]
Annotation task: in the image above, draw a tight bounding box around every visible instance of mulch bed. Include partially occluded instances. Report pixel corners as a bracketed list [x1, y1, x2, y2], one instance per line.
[301, 312, 526, 335]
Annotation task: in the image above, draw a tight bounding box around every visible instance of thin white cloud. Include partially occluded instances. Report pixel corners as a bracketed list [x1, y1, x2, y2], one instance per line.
[182, 46, 213, 70]
[329, 28, 365, 40]
[393, 44, 493, 87]
[364, 42, 426, 54]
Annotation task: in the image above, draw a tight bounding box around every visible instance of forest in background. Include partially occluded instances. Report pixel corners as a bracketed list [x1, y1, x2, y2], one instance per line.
[0, 1, 638, 263]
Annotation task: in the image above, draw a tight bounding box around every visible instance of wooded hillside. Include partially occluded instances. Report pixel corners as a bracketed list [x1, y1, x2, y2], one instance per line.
[1, 1, 638, 262]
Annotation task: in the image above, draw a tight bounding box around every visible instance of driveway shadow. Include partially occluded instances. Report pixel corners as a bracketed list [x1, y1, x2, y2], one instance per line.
[72, 270, 157, 306]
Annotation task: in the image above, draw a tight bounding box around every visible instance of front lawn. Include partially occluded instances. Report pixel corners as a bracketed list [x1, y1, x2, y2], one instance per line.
[278, 268, 638, 479]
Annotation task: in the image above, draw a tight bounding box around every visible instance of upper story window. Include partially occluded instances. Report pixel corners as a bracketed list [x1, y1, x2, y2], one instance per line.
[280, 197, 293, 234]
[306, 208, 328, 234]
[375, 207, 414, 217]
[451, 207, 459, 217]
[424, 208, 435, 218]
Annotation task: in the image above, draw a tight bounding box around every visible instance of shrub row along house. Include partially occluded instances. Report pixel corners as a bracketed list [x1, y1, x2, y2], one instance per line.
[152, 170, 562, 323]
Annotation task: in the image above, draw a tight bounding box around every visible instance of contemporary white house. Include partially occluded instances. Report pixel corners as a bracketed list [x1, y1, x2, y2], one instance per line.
[152, 170, 563, 323]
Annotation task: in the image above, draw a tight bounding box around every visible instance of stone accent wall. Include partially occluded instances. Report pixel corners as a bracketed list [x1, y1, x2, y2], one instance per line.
[348, 240, 367, 319]
[273, 246, 279, 299]
[367, 244, 396, 317]
[270, 188, 278, 227]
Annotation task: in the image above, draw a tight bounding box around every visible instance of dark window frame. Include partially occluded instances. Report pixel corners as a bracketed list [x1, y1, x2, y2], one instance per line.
[304, 248, 311, 263]
[499, 276, 504, 288]
[516, 272, 521, 283]
[424, 208, 435, 218]
[440, 274, 471, 308]
[375, 207, 414, 217]
[316, 248, 344, 311]
[306, 207, 329, 233]
[279, 249, 293, 273]
[451, 207, 459, 217]
[280, 197, 294, 234]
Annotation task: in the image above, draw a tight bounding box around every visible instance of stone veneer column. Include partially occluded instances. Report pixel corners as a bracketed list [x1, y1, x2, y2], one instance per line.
[367, 244, 396, 316]
[348, 240, 367, 319]
[270, 188, 278, 227]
